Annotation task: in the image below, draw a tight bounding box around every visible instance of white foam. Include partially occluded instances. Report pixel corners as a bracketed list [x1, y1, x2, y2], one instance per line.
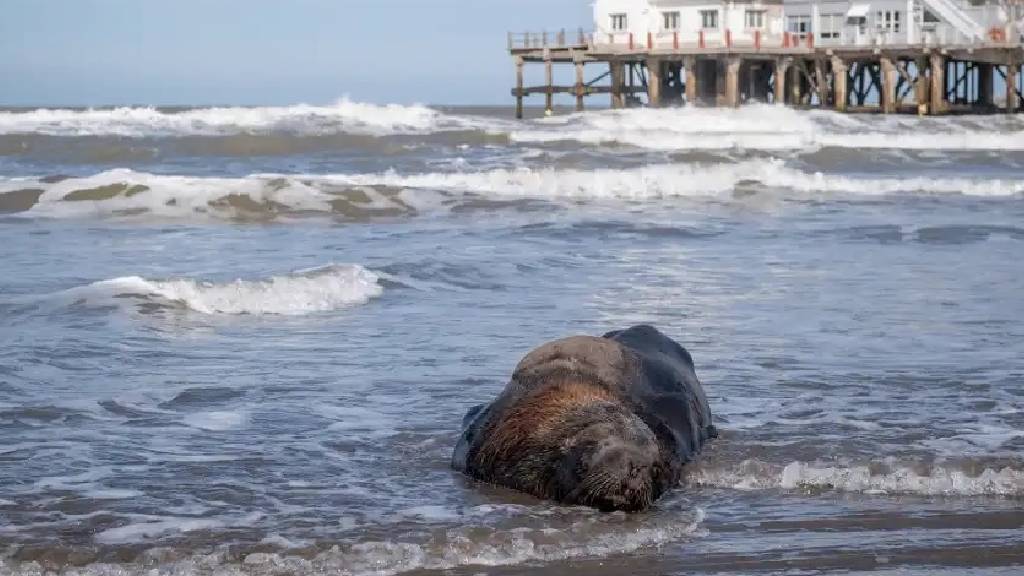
[4, 102, 1022, 153]
[257, 507, 704, 576]
[688, 459, 1024, 496]
[325, 160, 1024, 198]
[13, 168, 335, 219]
[81, 488, 146, 499]
[511, 105, 1024, 151]
[0, 99, 482, 137]
[183, 411, 248, 431]
[94, 513, 261, 545]
[6, 161, 1021, 221]
[55, 263, 383, 316]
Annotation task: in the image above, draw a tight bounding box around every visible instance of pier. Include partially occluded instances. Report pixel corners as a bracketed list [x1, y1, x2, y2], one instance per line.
[509, 21, 1023, 116]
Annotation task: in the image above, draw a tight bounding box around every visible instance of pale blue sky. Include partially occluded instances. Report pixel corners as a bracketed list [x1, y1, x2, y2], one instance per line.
[0, 0, 592, 106]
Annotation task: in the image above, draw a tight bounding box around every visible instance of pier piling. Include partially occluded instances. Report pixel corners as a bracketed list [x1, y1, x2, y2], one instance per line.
[1008, 58, 1020, 113]
[725, 57, 740, 108]
[515, 56, 524, 120]
[684, 56, 697, 105]
[575, 58, 585, 111]
[881, 57, 897, 114]
[647, 57, 663, 107]
[832, 57, 848, 112]
[544, 51, 554, 113]
[930, 53, 947, 115]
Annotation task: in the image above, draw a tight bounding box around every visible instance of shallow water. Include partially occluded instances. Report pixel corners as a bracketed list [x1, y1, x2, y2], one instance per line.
[0, 101, 1022, 575]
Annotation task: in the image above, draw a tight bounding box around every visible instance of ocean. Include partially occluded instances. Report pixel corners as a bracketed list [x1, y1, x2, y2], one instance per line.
[0, 100, 1022, 575]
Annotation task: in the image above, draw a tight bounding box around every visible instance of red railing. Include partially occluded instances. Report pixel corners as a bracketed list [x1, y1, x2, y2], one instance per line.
[602, 30, 788, 51]
[508, 29, 591, 50]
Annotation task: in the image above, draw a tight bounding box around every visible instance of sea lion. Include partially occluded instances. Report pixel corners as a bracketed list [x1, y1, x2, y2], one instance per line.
[453, 325, 716, 512]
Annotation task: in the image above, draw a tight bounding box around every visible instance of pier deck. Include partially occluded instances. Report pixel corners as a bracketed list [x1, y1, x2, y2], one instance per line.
[509, 30, 1023, 117]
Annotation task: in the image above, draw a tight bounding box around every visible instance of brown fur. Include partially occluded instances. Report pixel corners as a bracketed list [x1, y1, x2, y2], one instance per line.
[474, 380, 613, 465]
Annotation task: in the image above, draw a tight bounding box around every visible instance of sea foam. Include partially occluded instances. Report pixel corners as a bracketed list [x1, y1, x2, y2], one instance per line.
[4, 161, 1022, 220]
[511, 105, 1024, 151]
[0, 99, 484, 137]
[688, 458, 1024, 496]
[54, 264, 383, 316]
[0, 508, 705, 576]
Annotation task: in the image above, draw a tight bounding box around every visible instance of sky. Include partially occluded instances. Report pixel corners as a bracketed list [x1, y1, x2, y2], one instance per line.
[0, 0, 592, 106]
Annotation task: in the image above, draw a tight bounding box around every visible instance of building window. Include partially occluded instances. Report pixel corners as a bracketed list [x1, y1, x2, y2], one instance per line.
[610, 13, 628, 31]
[819, 13, 843, 39]
[787, 15, 812, 35]
[663, 11, 680, 31]
[877, 10, 901, 33]
[701, 10, 719, 29]
[745, 10, 765, 29]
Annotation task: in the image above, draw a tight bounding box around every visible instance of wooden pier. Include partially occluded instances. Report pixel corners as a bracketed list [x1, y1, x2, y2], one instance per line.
[509, 30, 1023, 116]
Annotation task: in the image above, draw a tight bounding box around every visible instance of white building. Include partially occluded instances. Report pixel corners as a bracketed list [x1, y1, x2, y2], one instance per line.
[593, 0, 1020, 49]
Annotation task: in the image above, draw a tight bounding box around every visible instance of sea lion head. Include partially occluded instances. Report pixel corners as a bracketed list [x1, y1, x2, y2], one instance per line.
[554, 400, 665, 512]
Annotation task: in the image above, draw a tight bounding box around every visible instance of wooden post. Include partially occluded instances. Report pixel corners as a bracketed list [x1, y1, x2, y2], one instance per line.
[724, 57, 741, 107]
[1008, 59, 1020, 113]
[914, 57, 929, 110]
[544, 51, 554, 113]
[716, 59, 728, 106]
[610, 61, 625, 109]
[880, 56, 897, 113]
[647, 57, 663, 107]
[515, 56, 524, 120]
[685, 56, 697, 105]
[789, 64, 802, 105]
[832, 57, 848, 112]
[775, 58, 789, 104]
[978, 62, 994, 107]
[814, 59, 828, 107]
[575, 59, 585, 112]
[930, 53, 946, 115]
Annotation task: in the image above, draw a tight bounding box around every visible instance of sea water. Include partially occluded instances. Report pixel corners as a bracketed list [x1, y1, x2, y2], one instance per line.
[0, 100, 1022, 575]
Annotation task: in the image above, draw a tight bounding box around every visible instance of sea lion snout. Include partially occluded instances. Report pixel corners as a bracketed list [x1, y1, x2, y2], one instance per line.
[576, 426, 662, 512]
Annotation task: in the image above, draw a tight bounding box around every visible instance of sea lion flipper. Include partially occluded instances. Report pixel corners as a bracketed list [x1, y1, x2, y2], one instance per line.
[461, 403, 487, 429]
[452, 403, 491, 472]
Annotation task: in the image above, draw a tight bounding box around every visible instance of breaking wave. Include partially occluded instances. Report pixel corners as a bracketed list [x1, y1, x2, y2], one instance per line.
[0, 507, 704, 576]
[323, 161, 1024, 198]
[2, 161, 1021, 219]
[50, 264, 383, 316]
[511, 105, 1024, 151]
[687, 459, 1024, 496]
[3, 102, 1022, 154]
[0, 99, 491, 137]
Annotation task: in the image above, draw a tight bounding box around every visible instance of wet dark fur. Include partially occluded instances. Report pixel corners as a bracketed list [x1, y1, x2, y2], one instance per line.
[453, 325, 716, 512]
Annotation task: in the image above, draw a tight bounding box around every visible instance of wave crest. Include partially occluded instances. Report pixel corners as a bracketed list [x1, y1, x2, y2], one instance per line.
[57, 264, 383, 316]
[0, 99, 481, 137]
[511, 105, 1024, 151]
[3, 162, 1021, 220]
[687, 458, 1024, 496]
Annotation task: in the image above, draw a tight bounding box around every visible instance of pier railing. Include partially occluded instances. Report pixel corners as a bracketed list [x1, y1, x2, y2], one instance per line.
[588, 23, 1020, 52]
[508, 29, 591, 50]
[594, 30, 812, 52]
